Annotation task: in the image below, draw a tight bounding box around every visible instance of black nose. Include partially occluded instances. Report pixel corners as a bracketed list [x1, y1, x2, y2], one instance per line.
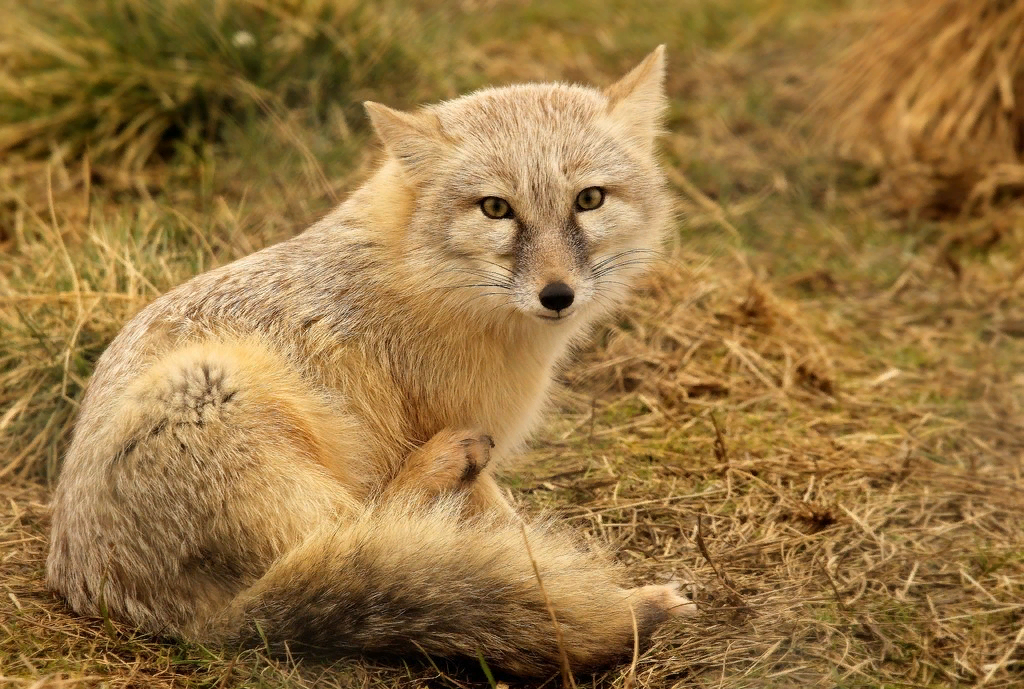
[538, 282, 575, 312]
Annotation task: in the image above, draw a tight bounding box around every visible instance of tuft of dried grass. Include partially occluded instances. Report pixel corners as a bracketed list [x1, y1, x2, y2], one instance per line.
[818, 0, 1024, 215]
[565, 250, 836, 421]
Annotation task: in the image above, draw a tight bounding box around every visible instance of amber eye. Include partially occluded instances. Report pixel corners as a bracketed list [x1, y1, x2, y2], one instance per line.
[480, 197, 513, 219]
[575, 187, 604, 211]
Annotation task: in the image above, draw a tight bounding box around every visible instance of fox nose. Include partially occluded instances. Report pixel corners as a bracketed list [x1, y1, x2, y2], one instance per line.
[538, 282, 575, 312]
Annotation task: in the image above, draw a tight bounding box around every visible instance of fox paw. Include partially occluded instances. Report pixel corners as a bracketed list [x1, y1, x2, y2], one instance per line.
[631, 581, 698, 619]
[404, 428, 495, 497]
[455, 432, 494, 482]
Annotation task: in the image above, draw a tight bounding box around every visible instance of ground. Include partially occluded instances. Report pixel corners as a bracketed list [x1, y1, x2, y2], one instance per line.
[1, 0, 1022, 687]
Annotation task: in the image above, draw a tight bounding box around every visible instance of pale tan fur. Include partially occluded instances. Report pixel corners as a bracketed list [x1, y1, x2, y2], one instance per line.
[46, 47, 690, 677]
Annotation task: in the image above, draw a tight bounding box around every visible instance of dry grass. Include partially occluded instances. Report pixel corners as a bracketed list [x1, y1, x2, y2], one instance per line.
[3, 0, 1024, 687]
[819, 0, 1024, 215]
[534, 248, 1024, 687]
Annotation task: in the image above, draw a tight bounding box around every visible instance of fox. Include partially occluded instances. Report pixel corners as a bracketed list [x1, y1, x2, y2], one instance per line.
[46, 46, 690, 678]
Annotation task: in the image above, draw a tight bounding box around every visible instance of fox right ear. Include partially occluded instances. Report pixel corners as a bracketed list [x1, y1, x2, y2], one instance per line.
[603, 45, 668, 149]
[364, 101, 446, 178]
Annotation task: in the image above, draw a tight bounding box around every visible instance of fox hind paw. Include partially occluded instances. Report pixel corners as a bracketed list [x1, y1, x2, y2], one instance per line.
[634, 581, 698, 618]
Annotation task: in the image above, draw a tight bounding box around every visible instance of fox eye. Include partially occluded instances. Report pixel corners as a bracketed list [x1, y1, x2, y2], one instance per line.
[480, 197, 513, 219]
[575, 187, 604, 211]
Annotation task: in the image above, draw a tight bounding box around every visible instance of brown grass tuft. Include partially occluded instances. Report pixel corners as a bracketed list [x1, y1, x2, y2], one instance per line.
[566, 251, 836, 415]
[818, 0, 1024, 215]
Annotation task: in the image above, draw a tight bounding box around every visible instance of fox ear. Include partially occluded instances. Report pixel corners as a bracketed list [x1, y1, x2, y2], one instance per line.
[364, 101, 446, 177]
[604, 45, 668, 147]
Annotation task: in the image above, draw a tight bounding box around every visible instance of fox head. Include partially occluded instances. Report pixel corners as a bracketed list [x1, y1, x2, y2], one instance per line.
[364, 46, 671, 330]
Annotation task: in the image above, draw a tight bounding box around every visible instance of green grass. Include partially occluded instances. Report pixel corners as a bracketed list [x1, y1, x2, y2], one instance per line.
[0, 0, 432, 172]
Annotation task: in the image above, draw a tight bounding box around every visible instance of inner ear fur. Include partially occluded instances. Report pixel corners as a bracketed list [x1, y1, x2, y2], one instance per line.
[603, 45, 668, 146]
[364, 101, 447, 177]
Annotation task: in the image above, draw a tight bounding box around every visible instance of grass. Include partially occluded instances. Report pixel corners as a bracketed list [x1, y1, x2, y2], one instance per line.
[0, 0, 428, 171]
[2, 0, 1024, 687]
[817, 0, 1024, 216]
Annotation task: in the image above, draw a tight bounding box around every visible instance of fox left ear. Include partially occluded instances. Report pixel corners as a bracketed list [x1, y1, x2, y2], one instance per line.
[364, 101, 447, 179]
[604, 45, 667, 147]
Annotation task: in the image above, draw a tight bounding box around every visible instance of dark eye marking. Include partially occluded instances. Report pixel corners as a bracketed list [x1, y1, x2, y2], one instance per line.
[575, 187, 604, 212]
[480, 197, 514, 219]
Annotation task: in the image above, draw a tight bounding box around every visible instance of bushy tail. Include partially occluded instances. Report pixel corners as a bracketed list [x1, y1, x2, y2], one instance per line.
[206, 496, 687, 677]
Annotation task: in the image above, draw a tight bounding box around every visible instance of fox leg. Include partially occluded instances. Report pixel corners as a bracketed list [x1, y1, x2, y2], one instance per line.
[466, 471, 519, 517]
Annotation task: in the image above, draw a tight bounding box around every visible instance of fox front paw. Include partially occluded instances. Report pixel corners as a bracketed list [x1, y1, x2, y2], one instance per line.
[394, 428, 496, 500]
[455, 432, 494, 483]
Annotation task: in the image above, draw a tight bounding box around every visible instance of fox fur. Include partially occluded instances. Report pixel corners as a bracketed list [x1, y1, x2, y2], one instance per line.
[46, 46, 689, 677]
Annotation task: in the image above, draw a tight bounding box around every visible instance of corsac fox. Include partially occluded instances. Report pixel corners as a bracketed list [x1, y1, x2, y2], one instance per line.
[46, 46, 690, 677]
